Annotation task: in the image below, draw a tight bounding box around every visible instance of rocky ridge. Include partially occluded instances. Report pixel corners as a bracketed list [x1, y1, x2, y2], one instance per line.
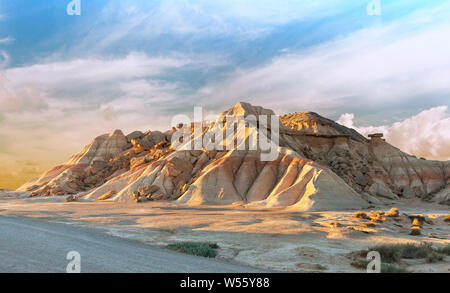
[16, 102, 449, 210]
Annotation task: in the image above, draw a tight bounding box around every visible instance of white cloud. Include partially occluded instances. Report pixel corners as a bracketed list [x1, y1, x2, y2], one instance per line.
[72, 0, 348, 53]
[0, 80, 47, 112]
[195, 6, 450, 114]
[119, 79, 180, 102]
[4, 52, 192, 88]
[0, 50, 9, 68]
[337, 106, 450, 161]
[0, 53, 190, 180]
[0, 37, 14, 44]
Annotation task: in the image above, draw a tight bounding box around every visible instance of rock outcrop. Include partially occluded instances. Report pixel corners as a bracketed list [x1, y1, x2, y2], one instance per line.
[16, 102, 449, 210]
[18, 129, 132, 196]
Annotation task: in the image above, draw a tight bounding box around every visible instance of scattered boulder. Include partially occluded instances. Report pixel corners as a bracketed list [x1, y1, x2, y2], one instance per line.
[410, 226, 421, 236]
[353, 212, 370, 220]
[385, 208, 399, 217]
[361, 192, 382, 205]
[409, 215, 425, 227]
[132, 185, 163, 202]
[126, 131, 144, 142]
[150, 192, 165, 201]
[355, 172, 370, 187]
[90, 160, 108, 173]
[96, 190, 116, 201]
[368, 183, 399, 200]
[65, 195, 78, 202]
[401, 186, 416, 198]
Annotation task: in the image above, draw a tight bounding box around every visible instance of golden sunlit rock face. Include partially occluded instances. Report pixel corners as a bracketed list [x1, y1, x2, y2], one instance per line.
[280, 112, 367, 142]
[12, 102, 450, 209]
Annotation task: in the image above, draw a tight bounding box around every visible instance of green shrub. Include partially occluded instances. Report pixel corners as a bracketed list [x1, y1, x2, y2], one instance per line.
[166, 242, 219, 258]
[350, 260, 408, 273]
[426, 252, 444, 263]
[366, 245, 401, 263]
[381, 263, 408, 273]
[400, 243, 433, 259]
[367, 243, 438, 263]
[437, 244, 450, 255]
[350, 259, 370, 269]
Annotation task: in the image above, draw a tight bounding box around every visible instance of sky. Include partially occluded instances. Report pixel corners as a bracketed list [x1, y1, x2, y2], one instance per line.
[0, 0, 449, 189]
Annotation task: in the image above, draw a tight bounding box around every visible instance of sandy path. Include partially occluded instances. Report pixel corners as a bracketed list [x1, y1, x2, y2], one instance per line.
[0, 196, 448, 272]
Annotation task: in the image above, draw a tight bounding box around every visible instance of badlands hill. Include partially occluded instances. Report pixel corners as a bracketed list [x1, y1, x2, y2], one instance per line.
[17, 102, 450, 211]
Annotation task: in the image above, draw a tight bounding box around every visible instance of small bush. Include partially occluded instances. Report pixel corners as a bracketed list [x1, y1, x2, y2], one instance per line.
[437, 245, 450, 255]
[368, 245, 401, 263]
[363, 243, 436, 263]
[350, 260, 408, 273]
[426, 252, 444, 263]
[400, 243, 433, 259]
[381, 263, 408, 273]
[166, 242, 219, 258]
[350, 259, 370, 269]
[443, 215, 450, 222]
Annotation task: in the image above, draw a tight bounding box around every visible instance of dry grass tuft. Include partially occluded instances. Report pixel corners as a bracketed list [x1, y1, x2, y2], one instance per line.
[166, 242, 219, 258]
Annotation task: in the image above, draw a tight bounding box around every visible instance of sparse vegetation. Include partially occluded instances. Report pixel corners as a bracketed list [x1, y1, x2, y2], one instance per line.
[426, 252, 444, 263]
[350, 259, 369, 269]
[381, 263, 409, 273]
[356, 243, 447, 264]
[437, 244, 450, 255]
[166, 242, 219, 258]
[350, 259, 408, 273]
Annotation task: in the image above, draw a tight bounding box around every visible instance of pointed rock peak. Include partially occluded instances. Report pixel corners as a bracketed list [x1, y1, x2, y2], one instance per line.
[221, 101, 275, 118]
[109, 129, 125, 137]
[65, 129, 129, 165]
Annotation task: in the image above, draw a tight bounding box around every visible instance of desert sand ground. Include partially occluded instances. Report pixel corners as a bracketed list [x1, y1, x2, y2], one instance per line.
[0, 195, 448, 273]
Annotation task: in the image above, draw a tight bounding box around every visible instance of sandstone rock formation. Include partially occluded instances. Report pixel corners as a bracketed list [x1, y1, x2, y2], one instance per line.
[16, 102, 449, 211]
